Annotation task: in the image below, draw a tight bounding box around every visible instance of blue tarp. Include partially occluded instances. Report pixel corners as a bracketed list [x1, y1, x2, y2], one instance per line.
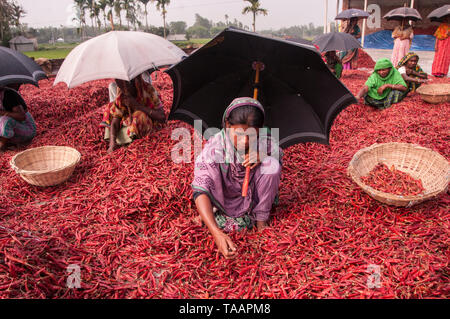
[362, 30, 436, 51]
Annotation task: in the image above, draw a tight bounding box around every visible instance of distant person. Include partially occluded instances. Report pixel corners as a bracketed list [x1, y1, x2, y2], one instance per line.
[396, 52, 428, 93]
[100, 72, 166, 153]
[324, 51, 343, 79]
[355, 58, 408, 109]
[431, 16, 450, 78]
[340, 17, 361, 70]
[0, 87, 36, 151]
[391, 20, 414, 67]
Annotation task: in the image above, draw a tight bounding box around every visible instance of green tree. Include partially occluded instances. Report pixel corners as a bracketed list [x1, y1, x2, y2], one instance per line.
[154, 0, 170, 38]
[242, 0, 267, 32]
[105, 0, 115, 28]
[11, 1, 26, 33]
[169, 21, 186, 35]
[186, 25, 209, 39]
[148, 25, 166, 37]
[0, 0, 14, 44]
[98, 0, 108, 29]
[138, 0, 151, 31]
[193, 13, 212, 30]
[210, 25, 225, 37]
[114, 0, 122, 27]
[122, 0, 140, 30]
[73, 0, 87, 37]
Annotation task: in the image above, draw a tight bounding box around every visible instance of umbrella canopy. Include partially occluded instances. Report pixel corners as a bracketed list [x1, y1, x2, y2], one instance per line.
[383, 7, 422, 21]
[312, 32, 361, 53]
[0, 46, 46, 87]
[335, 9, 370, 20]
[54, 31, 187, 88]
[427, 4, 450, 22]
[286, 37, 313, 46]
[166, 28, 356, 149]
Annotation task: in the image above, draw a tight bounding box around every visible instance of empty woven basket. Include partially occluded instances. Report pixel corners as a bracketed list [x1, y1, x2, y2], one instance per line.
[10, 146, 81, 187]
[348, 143, 449, 207]
[416, 83, 450, 104]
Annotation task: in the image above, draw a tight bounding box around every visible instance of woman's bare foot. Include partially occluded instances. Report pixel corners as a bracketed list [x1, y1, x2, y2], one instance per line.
[256, 220, 268, 231]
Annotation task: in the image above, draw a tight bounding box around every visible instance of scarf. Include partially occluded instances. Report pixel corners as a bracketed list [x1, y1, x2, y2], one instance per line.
[434, 23, 450, 40]
[396, 52, 426, 74]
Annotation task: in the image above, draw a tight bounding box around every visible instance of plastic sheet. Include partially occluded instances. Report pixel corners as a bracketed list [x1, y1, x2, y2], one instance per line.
[362, 30, 436, 51]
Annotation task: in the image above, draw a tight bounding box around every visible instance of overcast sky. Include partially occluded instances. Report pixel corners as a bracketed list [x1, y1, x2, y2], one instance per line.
[16, 0, 342, 30]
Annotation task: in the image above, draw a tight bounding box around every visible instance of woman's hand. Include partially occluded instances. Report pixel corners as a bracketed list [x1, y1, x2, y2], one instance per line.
[355, 85, 369, 102]
[377, 84, 391, 95]
[212, 230, 237, 259]
[243, 152, 260, 169]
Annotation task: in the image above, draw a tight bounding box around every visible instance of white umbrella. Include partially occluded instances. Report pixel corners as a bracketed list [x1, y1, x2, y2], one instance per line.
[54, 31, 187, 88]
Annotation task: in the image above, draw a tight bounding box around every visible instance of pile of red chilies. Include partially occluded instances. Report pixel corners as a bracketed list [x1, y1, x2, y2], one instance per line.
[361, 164, 425, 196]
[354, 49, 376, 69]
[0, 60, 449, 299]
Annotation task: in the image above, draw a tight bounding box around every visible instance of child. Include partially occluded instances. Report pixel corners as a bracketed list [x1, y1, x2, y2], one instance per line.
[192, 97, 282, 259]
[355, 58, 408, 109]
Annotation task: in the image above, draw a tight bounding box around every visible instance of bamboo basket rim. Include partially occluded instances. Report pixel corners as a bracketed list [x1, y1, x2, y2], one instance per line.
[348, 142, 450, 204]
[10, 146, 81, 176]
[416, 83, 450, 96]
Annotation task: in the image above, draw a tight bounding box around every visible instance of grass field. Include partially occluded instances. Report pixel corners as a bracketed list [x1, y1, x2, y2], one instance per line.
[172, 38, 211, 48]
[23, 43, 79, 59]
[22, 39, 211, 59]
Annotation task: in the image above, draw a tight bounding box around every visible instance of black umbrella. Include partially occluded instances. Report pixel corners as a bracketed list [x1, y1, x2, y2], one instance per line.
[286, 37, 313, 46]
[335, 9, 370, 20]
[0, 46, 47, 87]
[166, 28, 356, 149]
[383, 7, 422, 21]
[427, 4, 450, 22]
[312, 32, 361, 53]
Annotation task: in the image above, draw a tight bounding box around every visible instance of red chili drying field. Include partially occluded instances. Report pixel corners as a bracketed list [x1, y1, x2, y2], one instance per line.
[0, 69, 449, 299]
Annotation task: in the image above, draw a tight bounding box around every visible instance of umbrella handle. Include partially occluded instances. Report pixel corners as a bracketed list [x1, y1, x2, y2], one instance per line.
[242, 62, 263, 197]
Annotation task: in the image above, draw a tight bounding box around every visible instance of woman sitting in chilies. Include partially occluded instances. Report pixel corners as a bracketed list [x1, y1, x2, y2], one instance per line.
[192, 97, 282, 259]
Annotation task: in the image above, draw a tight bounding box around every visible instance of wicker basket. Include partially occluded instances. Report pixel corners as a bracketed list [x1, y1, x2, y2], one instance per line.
[416, 83, 450, 104]
[348, 143, 449, 207]
[10, 146, 81, 187]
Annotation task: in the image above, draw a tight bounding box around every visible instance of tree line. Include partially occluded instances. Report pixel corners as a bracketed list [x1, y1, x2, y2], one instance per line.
[0, 0, 26, 46]
[1, 0, 325, 47]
